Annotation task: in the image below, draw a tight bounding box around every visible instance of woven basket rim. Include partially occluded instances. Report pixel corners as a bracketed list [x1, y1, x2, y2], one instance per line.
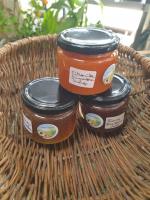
[0, 34, 150, 73]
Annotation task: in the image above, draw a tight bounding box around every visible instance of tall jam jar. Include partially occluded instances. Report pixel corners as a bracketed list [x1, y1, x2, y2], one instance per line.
[57, 27, 120, 95]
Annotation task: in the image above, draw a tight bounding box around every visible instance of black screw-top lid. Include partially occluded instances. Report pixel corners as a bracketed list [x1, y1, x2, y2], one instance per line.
[57, 27, 120, 55]
[21, 77, 78, 114]
[80, 74, 131, 105]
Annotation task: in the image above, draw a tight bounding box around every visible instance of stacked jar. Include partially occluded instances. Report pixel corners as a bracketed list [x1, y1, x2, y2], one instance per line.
[21, 27, 131, 144]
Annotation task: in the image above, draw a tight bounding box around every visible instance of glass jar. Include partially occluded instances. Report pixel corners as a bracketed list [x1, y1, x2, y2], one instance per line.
[80, 74, 131, 133]
[57, 27, 120, 95]
[21, 77, 78, 144]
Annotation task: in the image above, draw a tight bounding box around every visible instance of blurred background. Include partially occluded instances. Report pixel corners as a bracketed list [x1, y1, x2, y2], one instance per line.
[0, 0, 150, 53]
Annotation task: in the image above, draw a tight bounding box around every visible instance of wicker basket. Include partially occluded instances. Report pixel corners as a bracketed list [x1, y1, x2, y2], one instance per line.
[0, 35, 150, 200]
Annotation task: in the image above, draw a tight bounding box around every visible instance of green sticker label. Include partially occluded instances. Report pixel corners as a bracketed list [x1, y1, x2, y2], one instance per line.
[85, 113, 104, 128]
[37, 124, 58, 139]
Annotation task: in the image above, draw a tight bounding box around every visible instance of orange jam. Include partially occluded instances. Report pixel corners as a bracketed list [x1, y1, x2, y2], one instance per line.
[57, 28, 120, 95]
[21, 77, 78, 144]
[80, 74, 131, 133]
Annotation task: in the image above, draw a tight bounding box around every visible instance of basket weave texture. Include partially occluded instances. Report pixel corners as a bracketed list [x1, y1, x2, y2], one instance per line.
[0, 35, 150, 200]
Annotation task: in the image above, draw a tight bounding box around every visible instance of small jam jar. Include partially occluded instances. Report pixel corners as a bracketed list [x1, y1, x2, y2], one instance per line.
[57, 27, 120, 95]
[80, 74, 131, 133]
[21, 77, 78, 144]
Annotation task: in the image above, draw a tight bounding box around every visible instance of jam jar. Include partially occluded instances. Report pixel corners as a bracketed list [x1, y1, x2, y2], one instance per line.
[21, 77, 78, 144]
[57, 27, 120, 95]
[80, 74, 131, 133]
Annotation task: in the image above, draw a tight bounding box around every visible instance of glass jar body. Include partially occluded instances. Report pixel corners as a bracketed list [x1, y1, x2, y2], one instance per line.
[23, 105, 77, 144]
[57, 47, 118, 95]
[80, 97, 129, 133]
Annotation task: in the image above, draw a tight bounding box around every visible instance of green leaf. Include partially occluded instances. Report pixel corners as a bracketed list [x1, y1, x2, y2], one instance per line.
[75, 0, 86, 6]
[41, 10, 58, 34]
[56, 17, 77, 33]
[68, 0, 75, 9]
[76, 5, 85, 25]
[20, 10, 28, 14]
[30, 0, 43, 10]
[51, 0, 66, 9]
[6, 16, 17, 25]
[0, 19, 6, 26]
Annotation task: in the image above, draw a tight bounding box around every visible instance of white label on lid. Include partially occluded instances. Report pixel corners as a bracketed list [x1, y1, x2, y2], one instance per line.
[69, 67, 97, 88]
[105, 113, 125, 129]
[23, 114, 32, 133]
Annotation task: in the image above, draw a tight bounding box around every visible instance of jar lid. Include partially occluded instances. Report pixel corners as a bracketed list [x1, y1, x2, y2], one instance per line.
[81, 74, 131, 105]
[57, 27, 120, 55]
[21, 77, 78, 114]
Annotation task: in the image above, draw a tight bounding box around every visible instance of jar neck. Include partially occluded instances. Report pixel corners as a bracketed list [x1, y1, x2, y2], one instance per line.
[58, 47, 117, 60]
[81, 97, 129, 109]
[23, 104, 77, 117]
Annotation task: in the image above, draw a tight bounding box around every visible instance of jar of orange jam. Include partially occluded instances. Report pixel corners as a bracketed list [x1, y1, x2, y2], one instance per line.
[57, 27, 120, 95]
[21, 77, 78, 144]
[80, 74, 131, 133]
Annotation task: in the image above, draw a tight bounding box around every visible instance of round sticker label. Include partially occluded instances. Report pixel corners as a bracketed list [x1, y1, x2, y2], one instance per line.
[85, 113, 104, 128]
[37, 124, 58, 139]
[103, 64, 116, 85]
